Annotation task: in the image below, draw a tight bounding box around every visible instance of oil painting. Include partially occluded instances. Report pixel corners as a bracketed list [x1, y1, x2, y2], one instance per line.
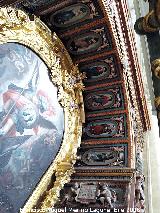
[81, 62, 111, 81]
[0, 43, 64, 213]
[84, 85, 124, 112]
[50, 3, 90, 28]
[84, 120, 118, 138]
[83, 114, 127, 140]
[84, 92, 114, 110]
[68, 32, 102, 55]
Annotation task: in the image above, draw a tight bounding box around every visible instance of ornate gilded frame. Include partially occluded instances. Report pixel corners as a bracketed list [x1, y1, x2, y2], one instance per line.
[0, 7, 84, 212]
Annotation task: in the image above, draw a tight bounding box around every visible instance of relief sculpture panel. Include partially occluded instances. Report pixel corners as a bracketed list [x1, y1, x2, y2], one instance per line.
[55, 181, 128, 210]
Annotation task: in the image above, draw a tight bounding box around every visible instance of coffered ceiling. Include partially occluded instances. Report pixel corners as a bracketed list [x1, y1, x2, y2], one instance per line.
[0, 0, 151, 210]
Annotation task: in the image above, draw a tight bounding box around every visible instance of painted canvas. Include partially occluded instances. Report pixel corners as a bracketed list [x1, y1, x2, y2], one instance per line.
[0, 43, 64, 213]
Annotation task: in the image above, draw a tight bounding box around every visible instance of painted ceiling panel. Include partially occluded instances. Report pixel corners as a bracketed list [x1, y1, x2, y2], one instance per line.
[12, 0, 149, 210]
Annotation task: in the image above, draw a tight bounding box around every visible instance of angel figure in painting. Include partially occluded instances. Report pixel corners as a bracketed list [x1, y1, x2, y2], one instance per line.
[0, 61, 56, 134]
[0, 43, 63, 190]
[0, 69, 57, 189]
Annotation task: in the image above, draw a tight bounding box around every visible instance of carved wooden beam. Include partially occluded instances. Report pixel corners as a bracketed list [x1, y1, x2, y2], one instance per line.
[155, 0, 160, 23]
[0, 0, 22, 7]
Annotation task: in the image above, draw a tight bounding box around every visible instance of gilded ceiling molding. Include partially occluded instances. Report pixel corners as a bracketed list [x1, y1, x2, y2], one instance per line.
[0, 7, 84, 212]
[120, 0, 151, 132]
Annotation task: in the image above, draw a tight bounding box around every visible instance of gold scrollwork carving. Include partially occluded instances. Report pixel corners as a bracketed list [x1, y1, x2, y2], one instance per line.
[142, 10, 160, 32]
[0, 7, 84, 212]
[155, 96, 160, 109]
[152, 59, 160, 79]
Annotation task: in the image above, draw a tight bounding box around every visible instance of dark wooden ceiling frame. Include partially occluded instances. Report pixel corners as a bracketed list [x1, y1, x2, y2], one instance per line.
[0, 0, 23, 7]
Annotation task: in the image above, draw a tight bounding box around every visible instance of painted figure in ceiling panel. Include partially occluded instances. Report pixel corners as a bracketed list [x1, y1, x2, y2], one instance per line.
[76, 144, 127, 167]
[16, 0, 57, 11]
[85, 92, 114, 110]
[84, 85, 124, 112]
[83, 114, 127, 140]
[79, 55, 121, 85]
[66, 25, 113, 58]
[82, 61, 110, 80]
[50, 3, 90, 28]
[85, 120, 118, 138]
[46, 0, 103, 31]
[68, 32, 102, 55]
